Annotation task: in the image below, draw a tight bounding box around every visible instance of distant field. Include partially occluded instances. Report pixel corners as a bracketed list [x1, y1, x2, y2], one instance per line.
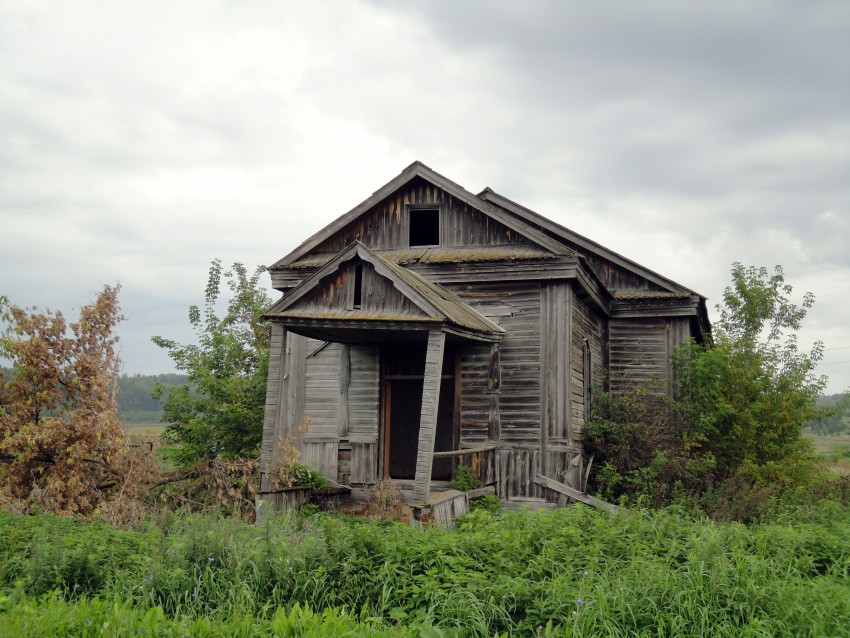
[124, 422, 166, 437]
[807, 432, 850, 456]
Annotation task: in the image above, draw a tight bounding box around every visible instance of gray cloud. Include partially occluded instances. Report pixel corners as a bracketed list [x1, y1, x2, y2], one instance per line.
[1, 0, 847, 391]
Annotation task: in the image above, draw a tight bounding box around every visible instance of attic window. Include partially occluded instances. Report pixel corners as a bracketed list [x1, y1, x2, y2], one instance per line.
[409, 207, 440, 247]
[353, 263, 363, 309]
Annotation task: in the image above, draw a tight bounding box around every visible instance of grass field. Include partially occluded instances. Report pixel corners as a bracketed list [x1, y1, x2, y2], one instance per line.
[124, 423, 166, 437]
[2, 503, 850, 636]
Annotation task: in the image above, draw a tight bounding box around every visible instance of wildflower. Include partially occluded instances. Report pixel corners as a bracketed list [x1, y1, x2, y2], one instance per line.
[87, 620, 92, 626]
[577, 598, 583, 605]
[143, 578, 149, 583]
[122, 620, 127, 624]
[191, 590, 198, 599]
[207, 557, 215, 563]
[572, 611, 578, 617]
[583, 571, 589, 577]
[73, 583, 79, 590]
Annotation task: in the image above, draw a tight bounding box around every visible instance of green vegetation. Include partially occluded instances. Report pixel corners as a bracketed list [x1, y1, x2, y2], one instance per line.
[2, 505, 849, 636]
[450, 465, 481, 492]
[586, 263, 838, 514]
[152, 260, 271, 464]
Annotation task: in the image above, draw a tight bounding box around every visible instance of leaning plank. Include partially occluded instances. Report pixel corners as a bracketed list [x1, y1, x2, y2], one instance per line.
[411, 330, 446, 506]
[534, 474, 623, 514]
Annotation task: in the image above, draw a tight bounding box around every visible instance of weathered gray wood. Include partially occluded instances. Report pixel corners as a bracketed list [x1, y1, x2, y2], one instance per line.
[426, 489, 468, 527]
[534, 474, 622, 514]
[260, 323, 287, 490]
[432, 445, 496, 458]
[301, 441, 339, 481]
[256, 487, 311, 519]
[488, 342, 501, 443]
[466, 485, 496, 499]
[350, 442, 377, 484]
[411, 330, 446, 506]
[338, 344, 350, 437]
[284, 332, 307, 437]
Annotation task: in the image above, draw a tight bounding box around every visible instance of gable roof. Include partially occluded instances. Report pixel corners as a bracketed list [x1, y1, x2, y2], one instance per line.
[478, 187, 702, 297]
[271, 161, 571, 270]
[266, 242, 505, 340]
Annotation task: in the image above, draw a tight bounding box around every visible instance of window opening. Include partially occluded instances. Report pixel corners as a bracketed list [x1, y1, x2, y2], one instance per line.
[409, 207, 440, 246]
[353, 263, 363, 309]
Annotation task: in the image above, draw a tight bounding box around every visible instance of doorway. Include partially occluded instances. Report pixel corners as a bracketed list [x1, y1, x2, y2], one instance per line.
[381, 344, 456, 480]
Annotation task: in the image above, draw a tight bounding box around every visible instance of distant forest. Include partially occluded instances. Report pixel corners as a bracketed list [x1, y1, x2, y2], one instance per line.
[806, 393, 850, 435]
[1, 367, 187, 424]
[116, 373, 188, 424]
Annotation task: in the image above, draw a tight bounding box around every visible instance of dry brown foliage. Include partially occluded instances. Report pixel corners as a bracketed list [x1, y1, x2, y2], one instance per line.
[0, 285, 137, 517]
[364, 479, 404, 518]
[154, 458, 259, 522]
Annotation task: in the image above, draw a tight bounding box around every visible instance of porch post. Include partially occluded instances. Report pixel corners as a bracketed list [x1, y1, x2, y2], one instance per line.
[260, 323, 287, 491]
[411, 329, 446, 506]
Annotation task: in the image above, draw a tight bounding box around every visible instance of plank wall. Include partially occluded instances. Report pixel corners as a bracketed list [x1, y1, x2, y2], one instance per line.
[609, 317, 692, 394]
[314, 177, 532, 254]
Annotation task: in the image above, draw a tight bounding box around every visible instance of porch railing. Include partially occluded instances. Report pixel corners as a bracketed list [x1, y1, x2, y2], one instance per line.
[432, 445, 497, 485]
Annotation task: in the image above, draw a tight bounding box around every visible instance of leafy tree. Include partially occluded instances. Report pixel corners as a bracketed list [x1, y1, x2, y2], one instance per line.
[676, 263, 828, 474]
[0, 286, 127, 515]
[152, 260, 271, 464]
[586, 263, 832, 505]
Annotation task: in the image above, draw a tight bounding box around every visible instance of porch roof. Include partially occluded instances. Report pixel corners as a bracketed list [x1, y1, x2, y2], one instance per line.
[264, 242, 506, 343]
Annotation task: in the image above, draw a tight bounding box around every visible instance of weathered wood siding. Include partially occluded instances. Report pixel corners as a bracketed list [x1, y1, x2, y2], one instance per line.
[447, 283, 542, 449]
[303, 339, 340, 436]
[609, 317, 691, 394]
[569, 290, 604, 442]
[265, 335, 380, 486]
[313, 177, 532, 254]
[293, 261, 426, 318]
[348, 344, 380, 484]
[260, 323, 286, 489]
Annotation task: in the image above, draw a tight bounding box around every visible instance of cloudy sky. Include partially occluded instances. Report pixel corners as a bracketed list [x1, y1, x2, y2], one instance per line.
[1, 1, 848, 392]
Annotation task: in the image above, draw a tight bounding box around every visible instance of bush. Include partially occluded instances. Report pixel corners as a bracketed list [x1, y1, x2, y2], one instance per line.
[450, 464, 481, 492]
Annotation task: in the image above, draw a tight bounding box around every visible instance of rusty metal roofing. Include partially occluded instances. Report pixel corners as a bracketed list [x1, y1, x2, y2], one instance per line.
[285, 245, 561, 269]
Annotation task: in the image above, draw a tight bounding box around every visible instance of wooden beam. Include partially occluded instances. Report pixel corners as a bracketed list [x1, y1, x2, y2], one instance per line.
[338, 344, 350, 437]
[488, 342, 501, 443]
[411, 330, 446, 506]
[534, 474, 624, 515]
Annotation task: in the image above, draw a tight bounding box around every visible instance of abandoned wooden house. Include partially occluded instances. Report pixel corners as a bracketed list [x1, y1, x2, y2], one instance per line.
[259, 161, 711, 518]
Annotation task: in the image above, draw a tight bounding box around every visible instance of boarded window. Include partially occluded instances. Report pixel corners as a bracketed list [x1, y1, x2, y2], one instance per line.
[409, 207, 440, 246]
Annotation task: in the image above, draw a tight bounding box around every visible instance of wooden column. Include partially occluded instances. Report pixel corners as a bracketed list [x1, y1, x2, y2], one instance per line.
[487, 342, 501, 443]
[411, 330, 446, 506]
[338, 344, 350, 437]
[260, 323, 287, 491]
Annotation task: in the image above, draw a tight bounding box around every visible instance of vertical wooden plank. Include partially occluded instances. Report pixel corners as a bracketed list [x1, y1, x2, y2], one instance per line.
[487, 342, 501, 443]
[285, 333, 307, 436]
[338, 344, 350, 437]
[260, 323, 286, 490]
[412, 330, 446, 506]
[539, 287, 550, 475]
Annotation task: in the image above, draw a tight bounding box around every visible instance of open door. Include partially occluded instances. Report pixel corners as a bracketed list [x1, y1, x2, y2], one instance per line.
[382, 345, 456, 480]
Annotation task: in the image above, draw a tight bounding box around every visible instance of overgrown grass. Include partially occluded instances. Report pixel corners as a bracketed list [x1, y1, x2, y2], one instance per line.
[2, 505, 849, 636]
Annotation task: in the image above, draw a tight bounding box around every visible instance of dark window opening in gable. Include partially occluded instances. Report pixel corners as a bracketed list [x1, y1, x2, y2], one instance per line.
[353, 263, 363, 309]
[409, 207, 440, 247]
